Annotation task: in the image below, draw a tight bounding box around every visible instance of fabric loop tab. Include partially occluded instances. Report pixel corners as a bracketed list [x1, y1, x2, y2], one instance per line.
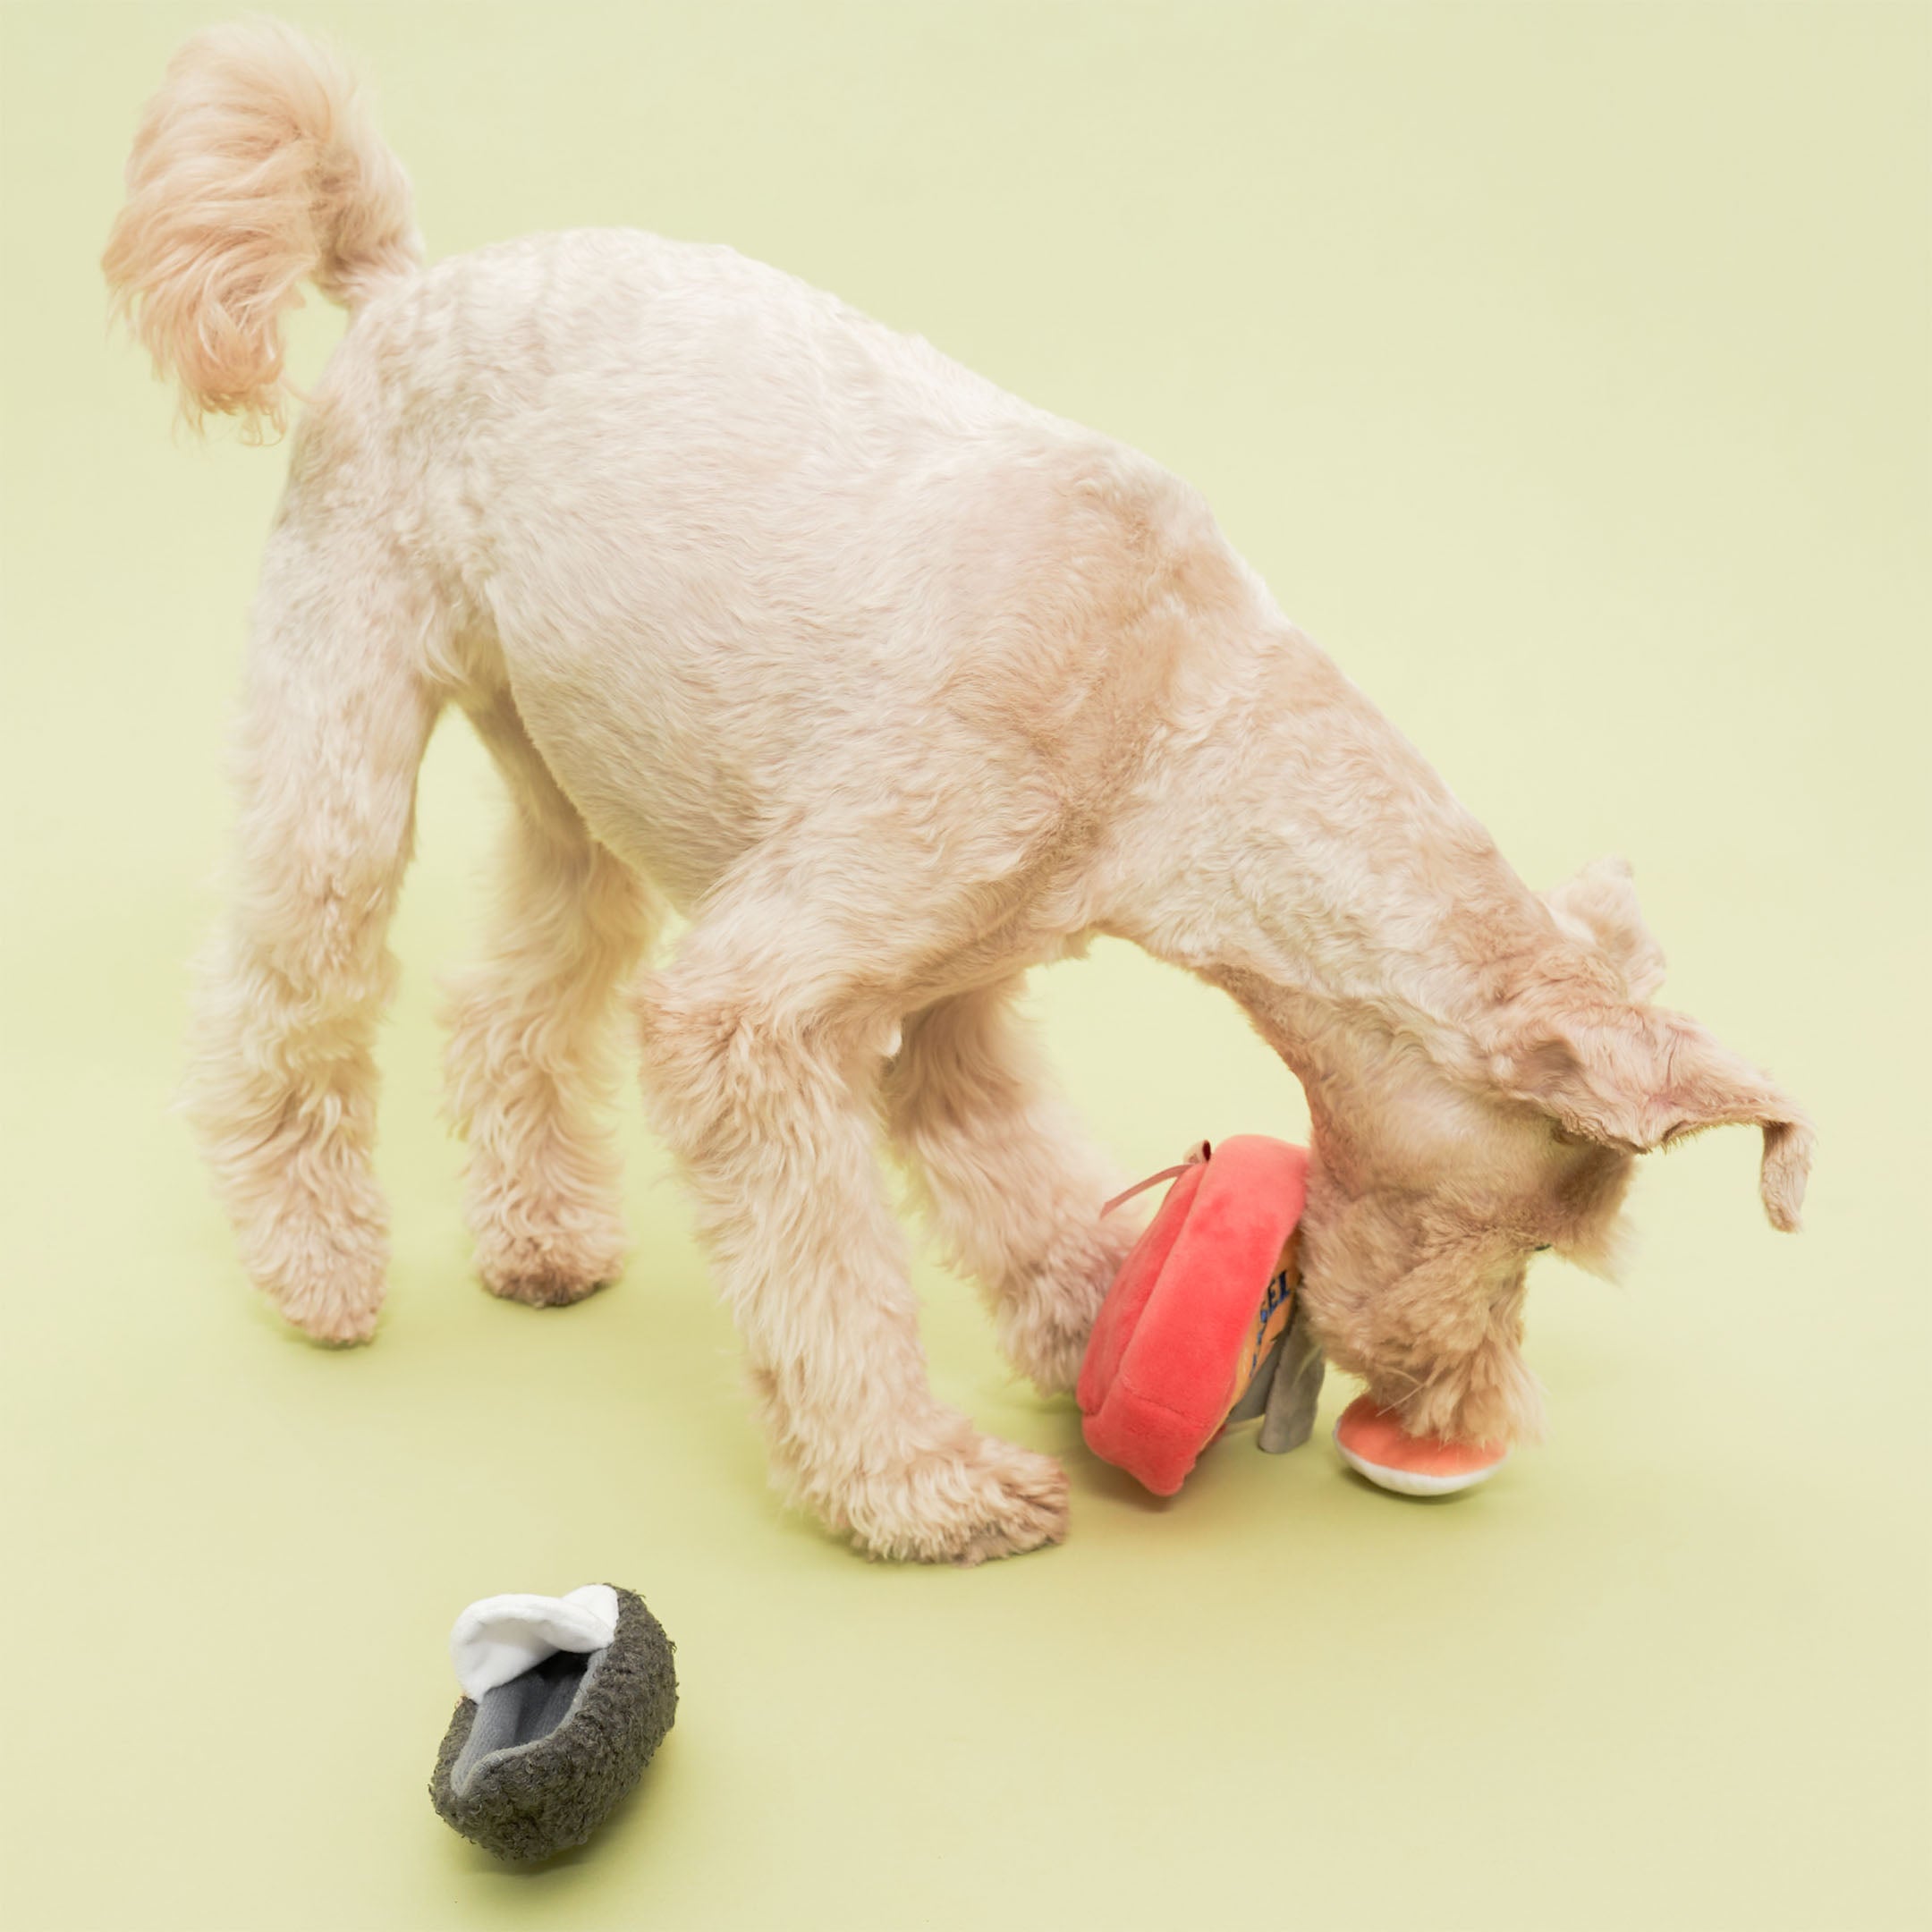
[1103, 1140, 1212, 1217]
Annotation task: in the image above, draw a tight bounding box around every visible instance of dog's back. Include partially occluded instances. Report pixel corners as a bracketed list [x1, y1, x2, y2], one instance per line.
[104, 23, 1218, 907]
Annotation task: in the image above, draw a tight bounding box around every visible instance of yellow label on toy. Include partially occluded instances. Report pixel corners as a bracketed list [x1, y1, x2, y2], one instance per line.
[1225, 1231, 1300, 1420]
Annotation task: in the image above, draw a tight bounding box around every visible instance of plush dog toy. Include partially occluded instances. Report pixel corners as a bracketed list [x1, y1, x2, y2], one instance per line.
[1077, 1139, 1508, 1497]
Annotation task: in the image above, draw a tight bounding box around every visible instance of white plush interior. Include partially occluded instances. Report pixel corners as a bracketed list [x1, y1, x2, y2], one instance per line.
[448, 1583, 619, 1699]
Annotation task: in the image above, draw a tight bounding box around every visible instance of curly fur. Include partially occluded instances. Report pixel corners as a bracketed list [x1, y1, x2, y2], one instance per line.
[101, 18, 419, 436]
[106, 23, 1811, 1557]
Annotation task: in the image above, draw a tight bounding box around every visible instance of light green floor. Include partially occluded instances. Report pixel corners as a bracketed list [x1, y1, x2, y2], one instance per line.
[4, 4, 1927, 1928]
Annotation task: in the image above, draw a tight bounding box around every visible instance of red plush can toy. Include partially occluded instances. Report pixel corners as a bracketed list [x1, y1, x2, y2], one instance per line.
[1076, 1137, 1312, 1496]
[1078, 1135, 1512, 1497]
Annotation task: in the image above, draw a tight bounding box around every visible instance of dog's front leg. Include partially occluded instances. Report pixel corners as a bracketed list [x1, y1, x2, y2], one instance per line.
[886, 980, 1136, 1394]
[638, 942, 1068, 1564]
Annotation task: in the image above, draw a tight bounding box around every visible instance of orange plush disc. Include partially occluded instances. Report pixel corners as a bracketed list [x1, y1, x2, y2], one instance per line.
[1333, 1394, 1509, 1496]
[1077, 1138, 1307, 1496]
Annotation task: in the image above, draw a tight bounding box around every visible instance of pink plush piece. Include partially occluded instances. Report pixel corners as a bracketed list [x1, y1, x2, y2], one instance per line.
[1332, 1395, 1509, 1496]
[1078, 1137, 1308, 1496]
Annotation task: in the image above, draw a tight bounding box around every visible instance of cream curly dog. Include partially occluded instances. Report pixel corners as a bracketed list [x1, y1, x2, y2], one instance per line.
[106, 22, 1811, 1562]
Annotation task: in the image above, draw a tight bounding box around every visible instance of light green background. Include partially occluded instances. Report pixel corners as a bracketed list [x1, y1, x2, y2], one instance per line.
[3, 4, 1926, 1928]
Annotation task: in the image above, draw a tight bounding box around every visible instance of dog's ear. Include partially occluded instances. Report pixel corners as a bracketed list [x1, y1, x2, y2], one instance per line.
[1496, 1004, 1814, 1232]
[1542, 856, 1665, 1002]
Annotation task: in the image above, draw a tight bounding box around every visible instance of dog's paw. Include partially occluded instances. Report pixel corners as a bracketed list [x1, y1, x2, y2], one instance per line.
[472, 1209, 626, 1309]
[841, 1433, 1071, 1565]
[242, 1203, 387, 1345]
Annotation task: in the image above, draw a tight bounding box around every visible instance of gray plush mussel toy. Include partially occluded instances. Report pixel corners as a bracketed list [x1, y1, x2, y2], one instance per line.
[430, 1583, 676, 1862]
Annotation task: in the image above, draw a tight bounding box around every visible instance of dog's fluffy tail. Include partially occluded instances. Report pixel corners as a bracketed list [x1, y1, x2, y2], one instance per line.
[103, 20, 421, 439]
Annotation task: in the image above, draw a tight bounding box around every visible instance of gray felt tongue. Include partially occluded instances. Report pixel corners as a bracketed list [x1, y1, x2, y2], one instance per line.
[1225, 1296, 1326, 1454]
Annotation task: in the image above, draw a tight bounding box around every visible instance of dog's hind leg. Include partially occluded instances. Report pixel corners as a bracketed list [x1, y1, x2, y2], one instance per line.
[183, 515, 442, 1343]
[443, 696, 660, 1308]
[637, 869, 1068, 1563]
[885, 980, 1135, 1395]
